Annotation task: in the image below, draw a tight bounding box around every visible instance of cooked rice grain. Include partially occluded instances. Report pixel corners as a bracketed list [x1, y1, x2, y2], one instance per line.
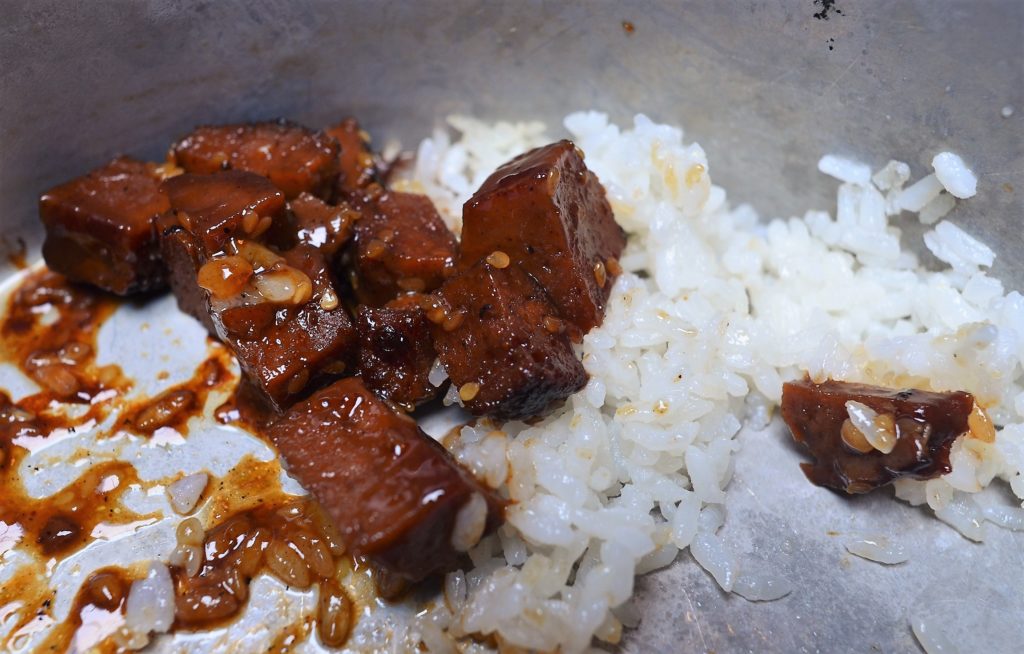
[407, 112, 1024, 652]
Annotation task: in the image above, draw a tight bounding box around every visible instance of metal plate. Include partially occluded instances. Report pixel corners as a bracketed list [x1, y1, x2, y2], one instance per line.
[1, 2, 1023, 652]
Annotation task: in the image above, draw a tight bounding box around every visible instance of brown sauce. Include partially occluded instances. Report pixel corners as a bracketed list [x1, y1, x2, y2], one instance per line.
[0, 429, 152, 556]
[0, 269, 365, 648]
[166, 456, 358, 646]
[214, 378, 280, 433]
[117, 353, 234, 436]
[4, 237, 28, 270]
[1, 268, 129, 404]
[35, 566, 135, 653]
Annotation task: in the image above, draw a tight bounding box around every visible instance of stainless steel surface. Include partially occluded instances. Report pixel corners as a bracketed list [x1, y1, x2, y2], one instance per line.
[1, 1, 1023, 652]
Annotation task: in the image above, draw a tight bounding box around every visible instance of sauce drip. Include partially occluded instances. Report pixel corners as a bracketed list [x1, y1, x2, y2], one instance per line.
[36, 567, 134, 654]
[0, 269, 367, 649]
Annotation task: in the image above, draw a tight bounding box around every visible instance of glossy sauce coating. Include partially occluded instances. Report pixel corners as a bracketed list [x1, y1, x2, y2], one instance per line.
[459, 140, 625, 340]
[431, 260, 587, 421]
[325, 117, 382, 200]
[39, 156, 171, 296]
[265, 192, 359, 257]
[351, 191, 458, 306]
[267, 377, 505, 581]
[781, 378, 975, 493]
[355, 304, 438, 409]
[161, 170, 285, 253]
[33, 566, 134, 653]
[214, 245, 357, 411]
[173, 121, 340, 199]
[160, 172, 357, 411]
[117, 356, 233, 436]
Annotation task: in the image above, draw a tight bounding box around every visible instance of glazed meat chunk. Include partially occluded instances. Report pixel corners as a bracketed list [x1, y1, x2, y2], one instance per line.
[160, 171, 355, 409]
[39, 157, 170, 295]
[325, 117, 381, 199]
[351, 191, 457, 306]
[264, 192, 358, 257]
[206, 242, 356, 411]
[460, 140, 626, 340]
[431, 259, 587, 421]
[267, 377, 504, 581]
[356, 304, 438, 409]
[781, 378, 981, 494]
[161, 170, 285, 252]
[158, 216, 216, 335]
[172, 121, 339, 199]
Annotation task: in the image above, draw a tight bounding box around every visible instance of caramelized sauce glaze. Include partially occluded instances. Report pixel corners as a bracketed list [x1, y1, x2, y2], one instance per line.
[0, 268, 377, 650]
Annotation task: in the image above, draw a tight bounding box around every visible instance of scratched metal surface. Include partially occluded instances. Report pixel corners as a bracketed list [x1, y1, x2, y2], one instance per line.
[1, 1, 1023, 652]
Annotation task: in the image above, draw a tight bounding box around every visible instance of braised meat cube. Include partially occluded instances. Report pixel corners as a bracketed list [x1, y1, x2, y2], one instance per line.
[208, 243, 355, 411]
[172, 121, 339, 199]
[351, 191, 457, 306]
[325, 117, 381, 199]
[157, 215, 216, 335]
[430, 260, 587, 421]
[780, 378, 980, 494]
[161, 171, 285, 253]
[264, 192, 358, 257]
[460, 140, 625, 341]
[39, 157, 170, 295]
[267, 377, 504, 581]
[356, 305, 438, 408]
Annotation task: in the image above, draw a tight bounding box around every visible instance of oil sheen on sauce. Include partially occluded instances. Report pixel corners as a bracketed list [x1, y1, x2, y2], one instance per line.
[0, 268, 374, 651]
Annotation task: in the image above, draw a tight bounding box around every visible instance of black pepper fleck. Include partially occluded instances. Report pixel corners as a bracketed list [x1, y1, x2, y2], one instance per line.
[813, 0, 843, 20]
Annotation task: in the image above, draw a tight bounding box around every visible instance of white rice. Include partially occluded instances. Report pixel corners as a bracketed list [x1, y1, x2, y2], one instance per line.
[166, 471, 209, 515]
[932, 152, 978, 199]
[403, 112, 1024, 652]
[844, 535, 909, 565]
[123, 562, 175, 647]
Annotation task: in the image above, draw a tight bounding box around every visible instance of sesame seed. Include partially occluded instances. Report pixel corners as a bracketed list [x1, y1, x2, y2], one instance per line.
[442, 311, 465, 332]
[458, 382, 480, 402]
[426, 306, 447, 324]
[364, 239, 387, 260]
[486, 251, 511, 269]
[593, 261, 607, 288]
[543, 316, 564, 334]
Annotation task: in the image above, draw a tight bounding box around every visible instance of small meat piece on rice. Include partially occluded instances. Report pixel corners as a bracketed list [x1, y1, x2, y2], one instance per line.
[161, 171, 285, 253]
[210, 243, 356, 411]
[431, 259, 587, 421]
[460, 140, 626, 341]
[351, 191, 457, 306]
[172, 121, 339, 199]
[781, 378, 976, 494]
[268, 377, 504, 581]
[325, 117, 381, 199]
[356, 304, 438, 408]
[263, 192, 358, 257]
[39, 157, 170, 295]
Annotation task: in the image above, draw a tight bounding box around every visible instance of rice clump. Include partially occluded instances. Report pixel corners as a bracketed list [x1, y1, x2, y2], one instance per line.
[400, 112, 1024, 652]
